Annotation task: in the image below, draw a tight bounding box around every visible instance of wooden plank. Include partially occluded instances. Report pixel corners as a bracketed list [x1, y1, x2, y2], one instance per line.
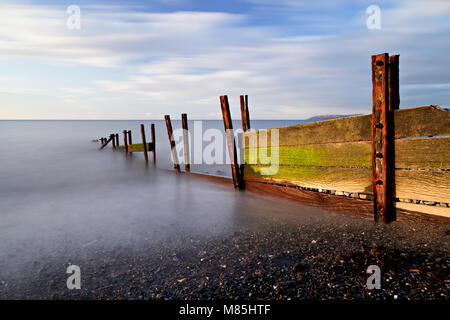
[244, 165, 372, 194]
[117, 143, 152, 153]
[243, 105, 449, 148]
[395, 136, 450, 169]
[244, 114, 372, 147]
[394, 105, 450, 139]
[396, 202, 450, 219]
[244, 136, 450, 169]
[245, 141, 371, 167]
[245, 181, 374, 219]
[395, 170, 450, 204]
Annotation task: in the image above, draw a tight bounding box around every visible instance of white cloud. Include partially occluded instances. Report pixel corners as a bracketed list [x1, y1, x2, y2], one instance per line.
[0, 1, 449, 119]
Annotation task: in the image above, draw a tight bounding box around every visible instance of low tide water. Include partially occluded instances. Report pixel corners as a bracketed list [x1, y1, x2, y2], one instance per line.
[0, 119, 305, 282]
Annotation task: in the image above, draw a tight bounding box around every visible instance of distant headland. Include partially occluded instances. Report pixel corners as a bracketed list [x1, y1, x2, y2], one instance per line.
[305, 114, 361, 121]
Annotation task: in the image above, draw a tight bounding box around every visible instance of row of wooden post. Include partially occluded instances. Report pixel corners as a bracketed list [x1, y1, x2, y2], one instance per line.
[217, 54, 399, 223]
[100, 124, 156, 164]
[99, 52, 398, 224]
[164, 114, 190, 173]
[164, 95, 250, 182]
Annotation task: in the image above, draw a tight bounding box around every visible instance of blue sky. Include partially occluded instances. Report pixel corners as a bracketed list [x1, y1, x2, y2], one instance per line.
[1, 0, 449, 119]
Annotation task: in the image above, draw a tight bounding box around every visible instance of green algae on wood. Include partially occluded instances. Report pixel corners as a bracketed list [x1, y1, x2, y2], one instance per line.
[244, 141, 372, 167]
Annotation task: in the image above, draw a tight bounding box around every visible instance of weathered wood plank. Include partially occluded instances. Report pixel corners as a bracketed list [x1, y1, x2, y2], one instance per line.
[117, 143, 152, 153]
[244, 165, 373, 194]
[244, 141, 372, 167]
[395, 136, 450, 169]
[395, 202, 450, 219]
[395, 170, 450, 204]
[243, 105, 449, 147]
[244, 114, 371, 147]
[244, 136, 450, 169]
[394, 105, 450, 139]
[245, 181, 374, 219]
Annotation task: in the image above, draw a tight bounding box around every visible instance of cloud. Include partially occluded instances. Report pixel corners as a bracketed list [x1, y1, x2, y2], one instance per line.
[0, 0, 449, 119]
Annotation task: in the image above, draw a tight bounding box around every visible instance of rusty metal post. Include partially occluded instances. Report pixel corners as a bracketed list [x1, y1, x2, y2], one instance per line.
[371, 53, 395, 223]
[220, 95, 244, 189]
[164, 115, 180, 172]
[127, 130, 132, 145]
[389, 55, 400, 111]
[151, 123, 156, 164]
[100, 135, 113, 150]
[111, 134, 116, 148]
[181, 113, 190, 172]
[140, 124, 148, 163]
[127, 130, 133, 155]
[123, 130, 128, 154]
[240, 95, 250, 132]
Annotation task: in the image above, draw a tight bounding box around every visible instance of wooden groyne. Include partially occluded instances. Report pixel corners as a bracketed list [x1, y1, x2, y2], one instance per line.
[100, 124, 156, 164]
[97, 53, 449, 223]
[240, 53, 449, 221]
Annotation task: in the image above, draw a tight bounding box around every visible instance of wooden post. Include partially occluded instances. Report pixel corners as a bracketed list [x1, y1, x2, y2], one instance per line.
[127, 130, 132, 145]
[164, 115, 180, 172]
[111, 134, 116, 148]
[100, 135, 113, 150]
[371, 53, 395, 223]
[389, 55, 400, 111]
[151, 123, 156, 164]
[115, 134, 119, 147]
[140, 124, 149, 163]
[181, 113, 190, 172]
[123, 130, 128, 154]
[220, 95, 244, 189]
[240, 95, 250, 132]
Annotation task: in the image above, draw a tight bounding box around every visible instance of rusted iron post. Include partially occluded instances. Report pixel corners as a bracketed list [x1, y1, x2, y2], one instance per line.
[127, 130, 133, 155]
[151, 123, 156, 164]
[127, 130, 132, 145]
[123, 130, 128, 154]
[371, 53, 395, 223]
[240, 95, 250, 132]
[111, 134, 116, 148]
[140, 124, 149, 163]
[181, 113, 190, 172]
[389, 55, 400, 111]
[99, 135, 113, 150]
[164, 115, 180, 172]
[220, 95, 244, 189]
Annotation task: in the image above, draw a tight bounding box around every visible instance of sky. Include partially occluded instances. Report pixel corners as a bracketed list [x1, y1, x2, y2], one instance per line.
[0, 0, 449, 119]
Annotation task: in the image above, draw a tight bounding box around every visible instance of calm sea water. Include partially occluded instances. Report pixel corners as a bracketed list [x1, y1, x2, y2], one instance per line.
[0, 119, 309, 283]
